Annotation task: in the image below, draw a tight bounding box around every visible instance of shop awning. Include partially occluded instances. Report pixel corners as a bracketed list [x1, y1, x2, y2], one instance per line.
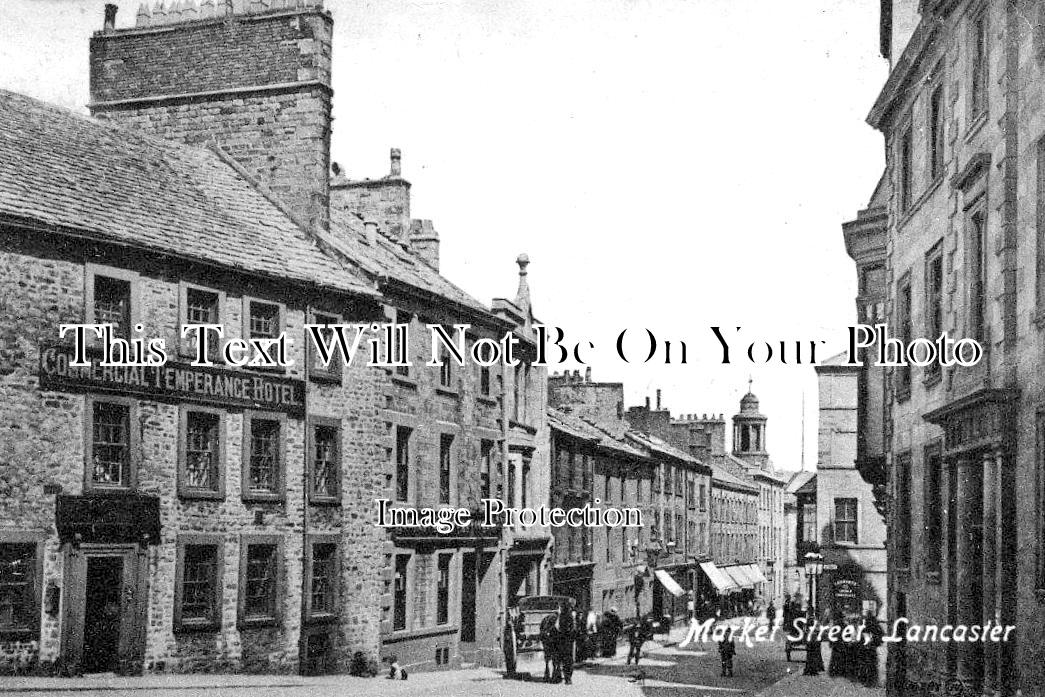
[745, 564, 769, 584]
[699, 561, 737, 593]
[654, 568, 686, 597]
[722, 565, 754, 589]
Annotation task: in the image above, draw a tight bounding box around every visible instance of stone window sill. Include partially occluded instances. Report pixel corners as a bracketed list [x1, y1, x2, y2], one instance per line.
[308, 495, 341, 507]
[391, 374, 417, 389]
[178, 489, 225, 502]
[175, 619, 220, 634]
[384, 624, 459, 642]
[309, 370, 342, 386]
[242, 492, 285, 505]
[237, 616, 280, 630]
[306, 612, 340, 626]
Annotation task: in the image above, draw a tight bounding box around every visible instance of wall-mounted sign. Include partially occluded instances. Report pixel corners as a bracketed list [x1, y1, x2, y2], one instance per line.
[38, 343, 305, 416]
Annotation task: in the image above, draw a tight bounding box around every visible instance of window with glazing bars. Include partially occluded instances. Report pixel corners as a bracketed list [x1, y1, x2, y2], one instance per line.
[249, 419, 280, 493]
[249, 301, 280, 339]
[182, 545, 217, 622]
[439, 434, 453, 504]
[0, 544, 36, 635]
[92, 401, 129, 486]
[436, 554, 450, 625]
[393, 555, 408, 631]
[834, 498, 858, 543]
[395, 426, 410, 503]
[185, 411, 219, 491]
[244, 544, 277, 619]
[93, 275, 130, 339]
[312, 425, 338, 499]
[310, 543, 337, 615]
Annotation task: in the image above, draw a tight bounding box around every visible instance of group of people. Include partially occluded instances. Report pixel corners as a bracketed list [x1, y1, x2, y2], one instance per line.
[827, 610, 883, 687]
[507, 602, 663, 685]
[575, 606, 657, 666]
[798, 604, 883, 688]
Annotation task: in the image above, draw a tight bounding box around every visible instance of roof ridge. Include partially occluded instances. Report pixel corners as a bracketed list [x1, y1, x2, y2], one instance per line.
[207, 145, 381, 289]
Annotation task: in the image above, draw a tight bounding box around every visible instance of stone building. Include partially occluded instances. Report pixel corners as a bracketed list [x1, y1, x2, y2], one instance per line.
[668, 392, 785, 610]
[547, 408, 655, 619]
[813, 354, 887, 620]
[325, 155, 551, 671]
[0, 84, 385, 675]
[0, 0, 546, 677]
[783, 470, 817, 606]
[549, 373, 711, 625]
[851, 1, 1045, 693]
[622, 397, 731, 614]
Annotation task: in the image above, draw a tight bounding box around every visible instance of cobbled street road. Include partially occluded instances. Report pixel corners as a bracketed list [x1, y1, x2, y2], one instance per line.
[0, 626, 886, 697]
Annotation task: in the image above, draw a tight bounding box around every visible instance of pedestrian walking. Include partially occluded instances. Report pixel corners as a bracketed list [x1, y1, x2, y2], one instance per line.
[718, 634, 736, 677]
[502, 611, 518, 678]
[857, 610, 884, 687]
[803, 610, 826, 676]
[765, 600, 776, 625]
[600, 607, 623, 657]
[626, 615, 654, 666]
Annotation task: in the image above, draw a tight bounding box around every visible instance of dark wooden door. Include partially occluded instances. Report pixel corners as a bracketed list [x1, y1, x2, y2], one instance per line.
[82, 556, 123, 673]
[460, 552, 477, 644]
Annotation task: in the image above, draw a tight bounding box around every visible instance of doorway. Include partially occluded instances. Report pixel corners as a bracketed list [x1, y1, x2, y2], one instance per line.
[61, 544, 147, 675]
[460, 552, 477, 646]
[82, 556, 123, 673]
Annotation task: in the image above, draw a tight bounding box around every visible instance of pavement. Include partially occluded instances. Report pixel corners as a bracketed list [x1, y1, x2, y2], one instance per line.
[0, 617, 886, 697]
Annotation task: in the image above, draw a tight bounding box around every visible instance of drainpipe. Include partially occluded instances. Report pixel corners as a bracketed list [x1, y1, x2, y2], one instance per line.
[299, 314, 312, 675]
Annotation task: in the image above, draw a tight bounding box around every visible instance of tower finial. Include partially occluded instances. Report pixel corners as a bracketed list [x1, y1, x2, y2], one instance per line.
[514, 253, 532, 323]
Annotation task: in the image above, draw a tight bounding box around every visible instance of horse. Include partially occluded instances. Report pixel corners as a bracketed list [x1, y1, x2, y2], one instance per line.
[539, 603, 577, 684]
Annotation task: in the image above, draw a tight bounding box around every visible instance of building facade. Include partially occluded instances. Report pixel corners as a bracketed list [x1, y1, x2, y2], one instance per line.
[814, 354, 887, 620]
[547, 407, 657, 620]
[0, 0, 547, 677]
[852, 2, 1045, 693]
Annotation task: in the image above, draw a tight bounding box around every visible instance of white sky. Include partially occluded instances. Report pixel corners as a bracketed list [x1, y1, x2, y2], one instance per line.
[0, 0, 887, 470]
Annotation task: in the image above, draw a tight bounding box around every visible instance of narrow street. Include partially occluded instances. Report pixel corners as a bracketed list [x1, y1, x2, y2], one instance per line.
[0, 623, 885, 697]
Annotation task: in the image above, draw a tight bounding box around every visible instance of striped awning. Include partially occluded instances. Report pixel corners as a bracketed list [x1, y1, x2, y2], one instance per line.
[654, 568, 686, 597]
[698, 561, 737, 593]
[745, 564, 769, 584]
[722, 565, 754, 589]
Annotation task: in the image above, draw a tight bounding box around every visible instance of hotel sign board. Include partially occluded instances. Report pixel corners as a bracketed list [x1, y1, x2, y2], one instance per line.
[38, 343, 305, 416]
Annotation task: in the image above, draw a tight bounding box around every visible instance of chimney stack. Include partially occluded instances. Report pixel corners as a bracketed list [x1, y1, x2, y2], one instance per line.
[656, 389, 662, 410]
[103, 4, 118, 31]
[390, 148, 402, 177]
[645, 396, 650, 409]
[90, 1, 333, 231]
[584, 367, 591, 382]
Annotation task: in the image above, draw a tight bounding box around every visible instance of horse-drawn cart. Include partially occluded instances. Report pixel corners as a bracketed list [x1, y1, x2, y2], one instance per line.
[514, 595, 574, 653]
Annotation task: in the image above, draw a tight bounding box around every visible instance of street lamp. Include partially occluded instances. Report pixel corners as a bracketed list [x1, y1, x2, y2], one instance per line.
[803, 551, 824, 616]
[802, 551, 825, 676]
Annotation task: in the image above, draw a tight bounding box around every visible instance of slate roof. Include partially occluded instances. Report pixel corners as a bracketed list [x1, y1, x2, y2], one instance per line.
[547, 407, 648, 460]
[626, 430, 709, 472]
[0, 90, 374, 297]
[707, 461, 757, 493]
[786, 470, 816, 495]
[327, 207, 494, 318]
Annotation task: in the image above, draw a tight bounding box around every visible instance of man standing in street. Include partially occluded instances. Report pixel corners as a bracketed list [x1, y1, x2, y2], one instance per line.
[718, 634, 736, 677]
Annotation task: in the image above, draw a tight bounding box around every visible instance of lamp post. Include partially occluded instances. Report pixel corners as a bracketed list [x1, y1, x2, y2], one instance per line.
[802, 551, 824, 676]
